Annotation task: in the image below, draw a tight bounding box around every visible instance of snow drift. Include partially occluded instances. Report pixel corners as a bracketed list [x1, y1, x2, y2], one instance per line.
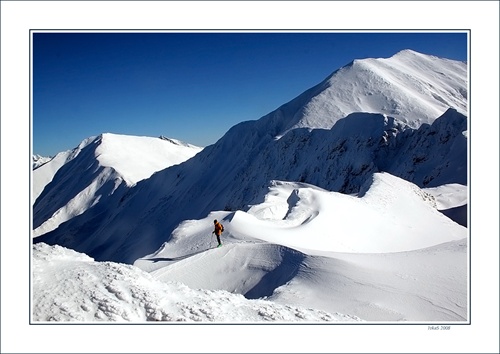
[32, 242, 360, 322]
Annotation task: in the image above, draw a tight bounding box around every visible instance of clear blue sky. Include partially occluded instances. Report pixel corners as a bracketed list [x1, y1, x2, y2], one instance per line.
[33, 31, 468, 157]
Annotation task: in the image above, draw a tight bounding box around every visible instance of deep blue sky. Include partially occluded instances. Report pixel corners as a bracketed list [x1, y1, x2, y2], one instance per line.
[33, 32, 468, 157]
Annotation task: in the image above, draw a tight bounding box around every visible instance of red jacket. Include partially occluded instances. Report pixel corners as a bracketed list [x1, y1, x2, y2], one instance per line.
[214, 222, 223, 236]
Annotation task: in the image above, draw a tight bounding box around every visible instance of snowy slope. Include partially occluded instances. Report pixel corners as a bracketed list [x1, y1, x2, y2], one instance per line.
[267, 239, 467, 322]
[94, 133, 202, 186]
[33, 133, 202, 237]
[32, 242, 360, 322]
[140, 241, 467, 322]
[32, 136, 97, 203]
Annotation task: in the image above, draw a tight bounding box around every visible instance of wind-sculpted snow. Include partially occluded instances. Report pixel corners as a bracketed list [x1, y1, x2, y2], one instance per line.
[134, 174, 467, 321]
[236, 173, 465, 254]
[32, 243, 359, 322]
[150, 243, 305, 300]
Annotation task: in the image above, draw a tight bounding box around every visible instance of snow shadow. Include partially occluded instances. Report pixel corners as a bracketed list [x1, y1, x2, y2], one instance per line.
[440, 204, 468, 227]
[244, 246, 305, 300]
[148, 248, 209, 263]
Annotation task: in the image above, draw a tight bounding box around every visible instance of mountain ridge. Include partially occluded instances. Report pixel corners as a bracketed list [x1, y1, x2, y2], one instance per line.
[33, 133, 202, 237]
[263, 48, 467, 139]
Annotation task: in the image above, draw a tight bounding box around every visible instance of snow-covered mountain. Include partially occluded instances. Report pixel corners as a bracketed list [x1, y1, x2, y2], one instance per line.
[259, 49, 467, 138]
[32, 133, 202, 236]
[32, 50, 468, 322]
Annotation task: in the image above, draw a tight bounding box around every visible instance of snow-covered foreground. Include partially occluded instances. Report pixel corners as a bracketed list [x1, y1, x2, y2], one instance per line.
[142, 240, 467, 322]
[32, 242, 360, 322]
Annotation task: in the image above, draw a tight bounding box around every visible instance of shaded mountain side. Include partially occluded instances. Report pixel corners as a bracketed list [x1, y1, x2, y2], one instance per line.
[32, 136, 98, 203]
[33, 140, 121, 230]
[440, 205, 468, 227]
[225, 108, 466, 208]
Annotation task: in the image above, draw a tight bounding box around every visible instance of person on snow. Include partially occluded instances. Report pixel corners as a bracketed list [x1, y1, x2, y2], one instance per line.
[212, 219, 224, 247]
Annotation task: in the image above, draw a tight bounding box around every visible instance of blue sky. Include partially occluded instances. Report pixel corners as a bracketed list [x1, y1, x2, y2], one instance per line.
[33, 31, 468, 157]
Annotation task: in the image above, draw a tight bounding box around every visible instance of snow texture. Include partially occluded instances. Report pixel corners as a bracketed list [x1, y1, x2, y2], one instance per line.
[33, 242, 360, 322]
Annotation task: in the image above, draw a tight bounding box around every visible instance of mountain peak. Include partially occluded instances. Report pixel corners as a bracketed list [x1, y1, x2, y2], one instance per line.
[32, 133, 203, 237]
[393, 48, 424, 57]
[262, 50, 467, 139]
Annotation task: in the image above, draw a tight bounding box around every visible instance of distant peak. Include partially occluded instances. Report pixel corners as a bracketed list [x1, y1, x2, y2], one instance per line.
[348, 50, 424, 65]
[395, 49, 419, 55]
[158, 135, 198, 148]
[159, 135, 177, 143]
[159, 135, 184, 146]
[391, 49, 436, 60]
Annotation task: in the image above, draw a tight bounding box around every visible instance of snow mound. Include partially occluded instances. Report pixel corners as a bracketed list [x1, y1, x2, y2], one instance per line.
[151, 242, 306, 299]
[231, 173, 466, 253]
[32, 243, 360, 322]
[424, 183, 467, 210]
[267, 239, 468, 321]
